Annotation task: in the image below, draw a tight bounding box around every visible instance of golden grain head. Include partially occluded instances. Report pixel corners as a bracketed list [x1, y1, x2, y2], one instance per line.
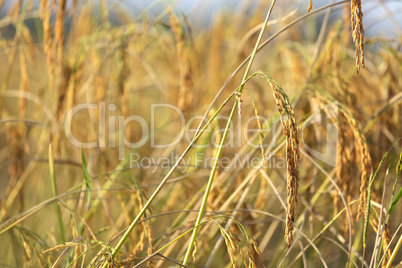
[356, 133, 372, 220]
[351, 0, 365, 72]
[40, 0, 55, 90]
[308, 0, 313, 12]
[269, 80, 300, 247]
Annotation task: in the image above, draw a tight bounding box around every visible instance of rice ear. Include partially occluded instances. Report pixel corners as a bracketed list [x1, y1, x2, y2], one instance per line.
[260, 73, 300, 247]
[351, 0, 365, 72]
[308, 0, 313, 12]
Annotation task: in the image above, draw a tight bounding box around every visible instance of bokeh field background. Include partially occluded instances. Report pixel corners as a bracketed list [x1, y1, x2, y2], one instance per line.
[0, 0, 401, 267]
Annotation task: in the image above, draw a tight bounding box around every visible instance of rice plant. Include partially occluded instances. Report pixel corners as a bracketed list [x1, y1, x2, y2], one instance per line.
[0, 0, 401, 267]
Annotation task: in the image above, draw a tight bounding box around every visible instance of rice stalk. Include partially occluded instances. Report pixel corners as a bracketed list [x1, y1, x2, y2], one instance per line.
[169, 8, 194, 113]
[336, 113, 357, 235]
[1, 2, 400, 266]
[70, 219, 81, 268]
[369, 216, 392, 268]
[386, 234, 402, 268]
[132, 218, 216, 268]
[221, 228, 238, 268]
[376, 147, 402, 266]
[351, 0, 365, 72]
[40, 0, 55, 90]
[312, 89, 372, 222]
[211, 218, 261, 268]
[182, 3, 277, 264]
[260, 73, 300, 247]
[361, 142, 398, 267]
[99, 80, 239, 266]
[335, 114, 346, 216]
[49, 141, 66, 243]
[43, 242, 81, 254]
[348, 114, 372, 221]
[248, 238, 264, 268]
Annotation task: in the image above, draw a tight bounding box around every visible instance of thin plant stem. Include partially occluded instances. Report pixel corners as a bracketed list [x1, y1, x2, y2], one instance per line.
[182, 101, 239, 265]
[361, 142, 399, 268]
[182, 1, 277, 265]
[377, 145, 402, 266]
[49, 142, 66, 244]
[385, 234, 402, 268]
[101, 91, 238, 267]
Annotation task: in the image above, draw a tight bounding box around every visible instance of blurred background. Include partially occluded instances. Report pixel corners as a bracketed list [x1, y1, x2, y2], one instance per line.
[0, 0, 401, 267]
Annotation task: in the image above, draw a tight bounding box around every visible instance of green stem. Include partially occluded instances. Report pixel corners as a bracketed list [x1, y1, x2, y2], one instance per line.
[376, 144, 401, 266]
[361, 142, 398, 268]
[182, 1, 276, 265]
[240, 0, 277, 89]
[182, 100, 238, 265]
[49, 143, 66, 243]
[101, 92, 237, 267]
[386, 234, 402, 268]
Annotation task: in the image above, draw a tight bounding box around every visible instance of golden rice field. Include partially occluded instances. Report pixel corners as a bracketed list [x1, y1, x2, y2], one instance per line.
[0, 0, 401, 267]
